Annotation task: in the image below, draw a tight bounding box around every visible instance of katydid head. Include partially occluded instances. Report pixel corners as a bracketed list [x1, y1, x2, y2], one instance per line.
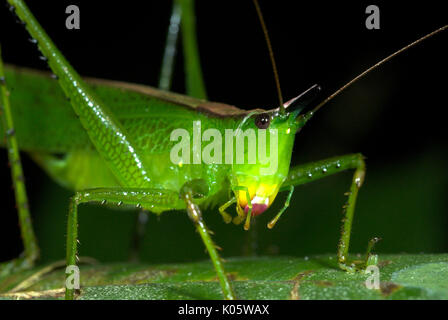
[236, 1, 447, 230]
[228, 1, 320, 223]
[230, 85, 321, 225]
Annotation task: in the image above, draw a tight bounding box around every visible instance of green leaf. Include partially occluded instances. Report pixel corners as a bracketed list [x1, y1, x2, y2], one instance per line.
[391, 262, 448, 299]
[1, 254, 447, 300]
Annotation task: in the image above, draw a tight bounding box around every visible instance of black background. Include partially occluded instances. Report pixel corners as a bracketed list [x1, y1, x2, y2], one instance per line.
[0, 1, 447, 265]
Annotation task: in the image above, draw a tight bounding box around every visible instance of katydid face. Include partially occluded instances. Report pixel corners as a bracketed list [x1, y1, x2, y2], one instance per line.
[231, 109, 301, 216]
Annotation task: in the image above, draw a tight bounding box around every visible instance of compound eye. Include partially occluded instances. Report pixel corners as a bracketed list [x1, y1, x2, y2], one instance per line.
[255, 113, 271, 129]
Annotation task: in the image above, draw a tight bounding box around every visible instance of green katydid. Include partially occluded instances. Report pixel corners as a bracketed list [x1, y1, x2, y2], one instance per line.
[0, 0, 446, 300]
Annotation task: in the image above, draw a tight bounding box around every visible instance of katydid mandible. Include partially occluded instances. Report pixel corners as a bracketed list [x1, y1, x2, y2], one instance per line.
[0, 0, 446, 300]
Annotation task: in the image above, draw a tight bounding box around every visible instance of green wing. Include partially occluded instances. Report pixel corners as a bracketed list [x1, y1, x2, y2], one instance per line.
[0, 65, 251, 154]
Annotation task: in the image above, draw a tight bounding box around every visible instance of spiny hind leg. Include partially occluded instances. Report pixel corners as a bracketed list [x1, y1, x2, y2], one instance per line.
[0, 47, 39, 277]
[280, 153, 380, 272]
[180, 180, 236, 300]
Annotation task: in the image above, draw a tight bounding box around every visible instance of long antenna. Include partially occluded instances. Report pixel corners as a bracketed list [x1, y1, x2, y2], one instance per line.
[312, 25, 448, 114]
[252, 0, 284, 113]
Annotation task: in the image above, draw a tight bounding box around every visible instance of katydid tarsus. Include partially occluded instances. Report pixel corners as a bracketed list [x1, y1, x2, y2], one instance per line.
[0, 0, 446, 300]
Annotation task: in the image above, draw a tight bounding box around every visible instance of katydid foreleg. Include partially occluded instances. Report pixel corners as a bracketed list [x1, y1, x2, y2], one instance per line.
[267, 185, 294, 229]
[231, 186, 253, 229]
[279, 153, 377, 271]
[0, 45, 39, 275]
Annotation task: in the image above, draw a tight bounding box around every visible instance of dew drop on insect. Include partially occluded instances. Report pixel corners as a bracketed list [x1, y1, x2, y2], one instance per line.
[307, 173, 312, 178]
[336, 162, 341, 168]
[322, 168, 327, 174]
[101, 199, 107, 205]
[136, 203, 142, 209]
[117, 201, 123, 206]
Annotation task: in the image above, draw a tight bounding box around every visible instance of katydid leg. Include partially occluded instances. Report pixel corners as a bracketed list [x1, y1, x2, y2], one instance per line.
[231, 186, 253, 229]
[159, 0, 182, 90]
[9, 0, 152, 188]
[178, 0, 207, 99]
[0, 45, 38, 275]
[65, 187, 181, 299]
[11, 0, 155, 263]
[180, 180, 236, 300]
[267, 185, 294, 229]
[281, 153, 378, 271]
[218, 197, 236, 224]
[65, 185, 235, 300]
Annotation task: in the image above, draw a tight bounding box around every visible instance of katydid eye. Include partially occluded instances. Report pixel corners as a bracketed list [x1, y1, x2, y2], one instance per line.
[255, 114, 270, 129]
